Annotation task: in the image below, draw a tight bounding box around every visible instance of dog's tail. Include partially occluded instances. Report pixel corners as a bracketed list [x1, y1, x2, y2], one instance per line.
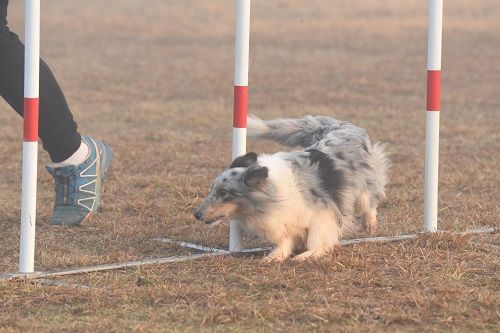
[247, 115, 346, 148]
[367, 141, 391, 200]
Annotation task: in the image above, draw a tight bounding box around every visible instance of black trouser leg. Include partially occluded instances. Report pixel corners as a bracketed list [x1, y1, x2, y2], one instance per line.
[0, 1, 81, 163]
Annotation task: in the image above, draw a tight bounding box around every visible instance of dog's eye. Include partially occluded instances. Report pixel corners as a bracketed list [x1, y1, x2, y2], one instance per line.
[219, 190, 234, 202]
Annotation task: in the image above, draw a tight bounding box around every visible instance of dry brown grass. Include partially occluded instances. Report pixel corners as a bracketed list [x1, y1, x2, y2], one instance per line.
[1, 233, 499, 332]
[0, 0, 499, 332]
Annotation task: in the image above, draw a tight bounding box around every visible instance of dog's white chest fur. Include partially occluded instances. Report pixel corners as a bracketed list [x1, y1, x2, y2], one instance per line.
[241, 154, 313, 243]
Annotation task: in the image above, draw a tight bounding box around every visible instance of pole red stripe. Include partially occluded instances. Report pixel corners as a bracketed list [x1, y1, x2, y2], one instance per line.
[23, 98, 39, 142]
[426, 70, 441, 111]
[233, 85, 248, 128]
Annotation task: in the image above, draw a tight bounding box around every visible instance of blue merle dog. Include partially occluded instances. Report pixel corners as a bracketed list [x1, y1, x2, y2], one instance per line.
[195, 115, 390, 261]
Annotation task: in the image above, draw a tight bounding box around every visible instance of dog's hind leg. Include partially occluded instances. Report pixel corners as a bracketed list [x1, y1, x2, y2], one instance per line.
[358, 192, 378, 234]
[362, 209, 377, 234]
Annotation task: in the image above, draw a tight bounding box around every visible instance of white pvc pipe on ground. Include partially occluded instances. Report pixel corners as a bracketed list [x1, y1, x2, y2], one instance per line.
[19, 0, 40, 273]
[424, 0, 443, 232]
[230, 0, 251, 252]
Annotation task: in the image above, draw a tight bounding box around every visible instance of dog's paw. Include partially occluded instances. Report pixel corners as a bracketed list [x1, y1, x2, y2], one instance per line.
[364, 222, 377, 234]
[261, 256, 276, 264]
[292, 250, 325, 261]
[261, 254, 287, 263]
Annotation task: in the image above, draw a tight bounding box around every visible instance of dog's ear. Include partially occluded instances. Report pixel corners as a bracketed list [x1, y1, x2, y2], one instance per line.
[243, 165, 268, 189]
[230, 152, 258, 169]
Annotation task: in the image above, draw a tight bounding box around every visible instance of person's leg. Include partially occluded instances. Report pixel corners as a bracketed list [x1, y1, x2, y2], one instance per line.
[0, 1, 7, 35]
[0, 2, 112, 226]
[0, 5, 81, 162]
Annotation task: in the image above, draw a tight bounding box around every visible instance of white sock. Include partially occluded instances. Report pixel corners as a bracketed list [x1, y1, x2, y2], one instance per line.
[50, 140, 90, 167]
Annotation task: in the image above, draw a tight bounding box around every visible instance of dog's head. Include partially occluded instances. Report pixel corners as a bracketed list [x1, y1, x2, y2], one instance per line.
[194, 152, 269, 225]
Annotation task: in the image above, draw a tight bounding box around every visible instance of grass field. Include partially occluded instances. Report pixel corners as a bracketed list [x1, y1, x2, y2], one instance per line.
[0, 0, 499, 332]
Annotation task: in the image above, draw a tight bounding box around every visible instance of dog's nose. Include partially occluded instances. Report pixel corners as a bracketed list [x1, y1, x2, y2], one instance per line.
[194, 210, 203, 221]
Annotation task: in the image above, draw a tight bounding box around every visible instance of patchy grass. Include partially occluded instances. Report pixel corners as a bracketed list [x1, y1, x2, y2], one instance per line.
[0, 0, 499, 331]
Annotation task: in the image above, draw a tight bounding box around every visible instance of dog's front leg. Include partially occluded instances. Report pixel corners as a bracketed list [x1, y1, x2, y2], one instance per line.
[263, 237, 294, 262]
[293, 214, 340, 261]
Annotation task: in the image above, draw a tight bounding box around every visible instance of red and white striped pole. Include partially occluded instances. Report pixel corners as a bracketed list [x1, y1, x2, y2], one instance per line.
[424, 0, 443, 232]
[19, 0, 40, 273]
[229, 0, 251, 252]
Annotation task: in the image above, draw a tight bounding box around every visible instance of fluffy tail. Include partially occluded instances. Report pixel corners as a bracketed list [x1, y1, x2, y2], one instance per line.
[247, 115, 346, 148]
[368, 142, 391, 200]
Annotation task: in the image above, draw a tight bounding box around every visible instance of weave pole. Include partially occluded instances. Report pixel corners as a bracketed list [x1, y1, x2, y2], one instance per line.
[19, 0, 40, 273]
[424, 0, 443, 232]
[229, 0, 251, 252]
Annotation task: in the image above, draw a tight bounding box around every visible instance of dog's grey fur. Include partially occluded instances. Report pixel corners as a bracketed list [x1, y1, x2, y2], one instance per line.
[195, 115, 390, 260]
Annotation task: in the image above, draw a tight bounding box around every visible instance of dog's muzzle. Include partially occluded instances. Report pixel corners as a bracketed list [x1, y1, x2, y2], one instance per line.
[194, 210, 225, 225]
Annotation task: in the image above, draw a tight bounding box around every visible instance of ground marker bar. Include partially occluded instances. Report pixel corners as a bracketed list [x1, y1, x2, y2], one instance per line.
[160, 227, 496, 254]
[0, 253, 225, 282]
[153, 239, 230, 254]
[154, 238, 270, 254]
[0, 227, 495, 282]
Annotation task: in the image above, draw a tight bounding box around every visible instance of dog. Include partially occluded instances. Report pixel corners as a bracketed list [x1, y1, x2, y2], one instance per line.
[194, 115, 390, 261]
